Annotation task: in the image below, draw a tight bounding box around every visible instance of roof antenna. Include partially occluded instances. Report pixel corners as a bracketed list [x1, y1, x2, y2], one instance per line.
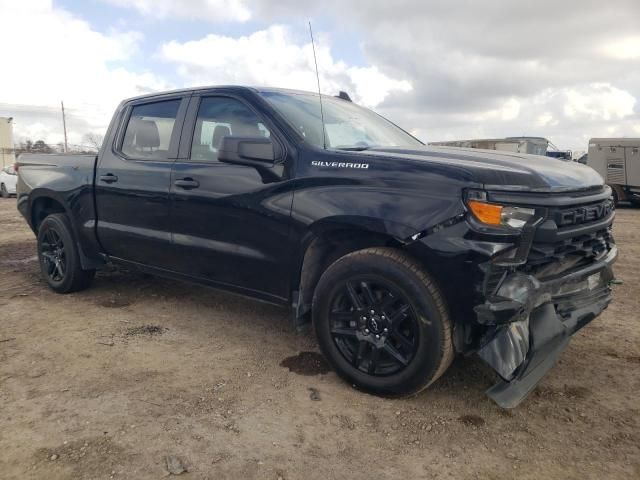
[308, 21, 327, 150]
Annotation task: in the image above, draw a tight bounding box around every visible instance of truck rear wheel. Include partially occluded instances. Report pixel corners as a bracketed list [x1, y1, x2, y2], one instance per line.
[312, 247, 454, 396]
[37, 214, 95, 293]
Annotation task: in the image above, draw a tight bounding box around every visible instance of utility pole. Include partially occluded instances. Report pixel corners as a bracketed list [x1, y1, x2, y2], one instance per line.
[61, 101, 68, 153]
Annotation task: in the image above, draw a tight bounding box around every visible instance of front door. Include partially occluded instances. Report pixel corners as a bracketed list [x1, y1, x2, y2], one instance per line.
[95, 96, 188, 267]
[167, 95, 294, 300]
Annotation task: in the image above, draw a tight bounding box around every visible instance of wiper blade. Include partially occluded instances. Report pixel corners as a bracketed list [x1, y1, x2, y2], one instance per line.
[335, 145, 375, 151]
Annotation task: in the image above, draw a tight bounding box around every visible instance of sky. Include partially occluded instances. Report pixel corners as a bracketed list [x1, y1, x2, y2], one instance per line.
[1, 0, 639, 152]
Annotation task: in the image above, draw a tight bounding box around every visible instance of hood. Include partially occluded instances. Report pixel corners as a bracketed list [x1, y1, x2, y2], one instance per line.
[363, 145, 604, 192]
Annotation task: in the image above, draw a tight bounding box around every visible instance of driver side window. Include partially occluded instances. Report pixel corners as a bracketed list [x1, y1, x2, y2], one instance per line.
[190, 97, 270, 162]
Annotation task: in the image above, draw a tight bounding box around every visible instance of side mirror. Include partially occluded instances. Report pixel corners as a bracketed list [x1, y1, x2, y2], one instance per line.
[218, 136, 276, 167]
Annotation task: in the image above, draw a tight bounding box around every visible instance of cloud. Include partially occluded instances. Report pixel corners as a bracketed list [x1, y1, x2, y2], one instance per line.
[244, 0, 640, 149]
[600, 36, 640, 60]
[3, 0, 640, 151]
[0, 0, 169, 145]
[564, 84, 636, 121]
[103, 0, 251, 23]
[160, 26, 411, 107]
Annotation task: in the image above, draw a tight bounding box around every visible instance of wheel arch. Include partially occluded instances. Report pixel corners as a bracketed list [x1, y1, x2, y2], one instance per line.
[29, 191, 103, 271]
[292, 217, 410, 326]
[30, 194, 67, 232]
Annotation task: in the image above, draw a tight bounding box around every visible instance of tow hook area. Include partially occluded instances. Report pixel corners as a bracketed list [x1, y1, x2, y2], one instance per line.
[483, 304, 570, 408]
[473, 247, 616, 408]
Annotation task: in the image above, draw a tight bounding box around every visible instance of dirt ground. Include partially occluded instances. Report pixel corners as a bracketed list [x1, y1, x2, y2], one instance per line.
[0, 198, 638, 480]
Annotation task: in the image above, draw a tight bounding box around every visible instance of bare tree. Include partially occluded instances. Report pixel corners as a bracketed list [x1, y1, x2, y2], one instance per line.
[82, 133, 104, 152]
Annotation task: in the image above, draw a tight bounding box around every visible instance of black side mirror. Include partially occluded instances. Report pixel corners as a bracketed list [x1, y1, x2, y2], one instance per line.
[218, 136, 276, 167]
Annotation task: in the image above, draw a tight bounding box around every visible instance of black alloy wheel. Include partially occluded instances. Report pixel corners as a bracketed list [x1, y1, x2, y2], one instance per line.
[313, 248, 454, 396]
[37, 214, 95, 293]
[40, 228, 66, 282]
[329, 277, 419, 376]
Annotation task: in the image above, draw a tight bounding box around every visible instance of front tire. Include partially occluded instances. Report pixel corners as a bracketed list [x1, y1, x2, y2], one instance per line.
[0, 183, 8, 198]
[37, 214, 95, 293]
[313, 247, 454, 396]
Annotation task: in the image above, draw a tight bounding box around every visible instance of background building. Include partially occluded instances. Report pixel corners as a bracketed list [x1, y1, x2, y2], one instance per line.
[0, 117, 15, 168]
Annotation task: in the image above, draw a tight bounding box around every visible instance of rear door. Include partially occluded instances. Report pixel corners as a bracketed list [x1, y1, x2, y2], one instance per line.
[166, 94, 294, 300]
[95, 95, 188, 267]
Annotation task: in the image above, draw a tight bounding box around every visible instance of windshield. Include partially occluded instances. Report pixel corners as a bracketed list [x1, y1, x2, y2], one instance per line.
[259, 91, 423, 150]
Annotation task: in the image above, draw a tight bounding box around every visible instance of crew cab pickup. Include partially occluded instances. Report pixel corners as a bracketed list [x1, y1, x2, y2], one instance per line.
[16, 86, 617, 407]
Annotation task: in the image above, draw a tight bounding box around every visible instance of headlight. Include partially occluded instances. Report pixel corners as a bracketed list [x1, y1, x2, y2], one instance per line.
[466, 190, 536, 229]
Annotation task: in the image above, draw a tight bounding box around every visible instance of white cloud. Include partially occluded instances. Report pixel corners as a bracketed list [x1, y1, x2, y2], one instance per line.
[536, 112, 558, 128]
[0, 0, 169, 145]
[600, 36, 640, 60]
[3, 0, 640, 152]
[160, 25, 411, 108]
[104, 0, 251, 22]
[564, 84, 636, 121]
[347, 67, 411, 107]
[241, 0, 640, 149]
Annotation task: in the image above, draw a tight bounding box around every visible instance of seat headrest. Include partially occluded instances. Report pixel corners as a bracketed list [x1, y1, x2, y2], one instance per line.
[132, 118, 160, 148]
[212, 125, 231, 148]
[234, 123, 262, 137]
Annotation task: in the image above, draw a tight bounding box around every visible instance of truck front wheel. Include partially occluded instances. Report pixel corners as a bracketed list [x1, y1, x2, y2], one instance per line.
[312, 247, 454, 396]
[37, 214, 95, 293]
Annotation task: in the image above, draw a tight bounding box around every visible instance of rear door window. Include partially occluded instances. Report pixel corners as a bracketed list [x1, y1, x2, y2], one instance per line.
[121, 100, 181, 160]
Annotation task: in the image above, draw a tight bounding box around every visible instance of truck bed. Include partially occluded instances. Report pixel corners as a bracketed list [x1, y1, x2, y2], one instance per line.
[17, 153, 96, 169]
[16, 152, 101, 269]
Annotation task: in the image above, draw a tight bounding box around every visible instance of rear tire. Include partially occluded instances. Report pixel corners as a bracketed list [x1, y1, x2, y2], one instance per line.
[312, 247, 454, 396]
[37, 214, 95, 293]
[0, 183, 8, 198]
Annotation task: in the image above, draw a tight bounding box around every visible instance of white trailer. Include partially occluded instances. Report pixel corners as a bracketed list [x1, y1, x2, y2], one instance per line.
[430, 137, 549, 156]
[588, 138, 640, 206]
[0, 117, 16, 169]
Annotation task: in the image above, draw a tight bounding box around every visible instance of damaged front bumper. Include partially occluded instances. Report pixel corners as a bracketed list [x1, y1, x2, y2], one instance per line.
[475, 245, 617, 408]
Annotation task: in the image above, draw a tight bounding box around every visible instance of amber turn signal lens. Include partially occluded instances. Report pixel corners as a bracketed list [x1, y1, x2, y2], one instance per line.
[467, 200, 503, 225]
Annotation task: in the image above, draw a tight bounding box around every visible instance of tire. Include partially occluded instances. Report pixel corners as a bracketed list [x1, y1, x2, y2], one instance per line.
[312, 247, 454, 396]
[37, 214, 95, 293]
[612, 187, 619, 207]
[0, 184, 8, 198]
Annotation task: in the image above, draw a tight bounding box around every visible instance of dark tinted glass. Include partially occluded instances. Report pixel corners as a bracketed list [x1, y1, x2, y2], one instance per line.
[121, 100, 180, 159]
[190, 97, 270, 162]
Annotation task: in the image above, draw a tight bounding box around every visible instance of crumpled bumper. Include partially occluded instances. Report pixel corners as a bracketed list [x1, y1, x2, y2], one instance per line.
[474, 245, 617, 408]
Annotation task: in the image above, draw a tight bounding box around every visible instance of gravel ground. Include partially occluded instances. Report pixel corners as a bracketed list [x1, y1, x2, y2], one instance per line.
[0, 197, 638, 479]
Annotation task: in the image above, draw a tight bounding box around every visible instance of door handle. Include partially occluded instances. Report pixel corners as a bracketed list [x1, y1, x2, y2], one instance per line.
[174, 178, 200, 189]
[99, 174, 118, 183]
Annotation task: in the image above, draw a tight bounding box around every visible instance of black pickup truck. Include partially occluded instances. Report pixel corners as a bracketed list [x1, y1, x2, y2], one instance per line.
[16, 86, 617, 407]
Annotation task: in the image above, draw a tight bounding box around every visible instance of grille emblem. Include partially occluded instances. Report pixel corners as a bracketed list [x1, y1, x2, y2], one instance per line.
[556, 201, 613, 226]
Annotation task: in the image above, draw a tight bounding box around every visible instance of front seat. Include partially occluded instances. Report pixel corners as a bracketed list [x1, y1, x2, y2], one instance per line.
[211, 125, 231, 149]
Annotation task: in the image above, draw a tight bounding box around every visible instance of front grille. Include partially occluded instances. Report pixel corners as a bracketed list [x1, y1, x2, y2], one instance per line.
[528, 227, 613, 267]
[523, 199, 615, 279]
